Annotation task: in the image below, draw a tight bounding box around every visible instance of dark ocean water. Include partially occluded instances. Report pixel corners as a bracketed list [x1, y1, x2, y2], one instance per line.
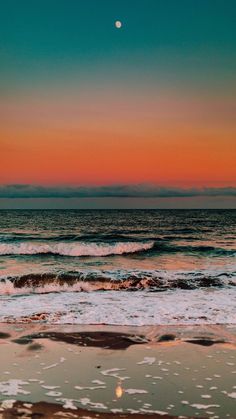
[0, 209, 235, 325]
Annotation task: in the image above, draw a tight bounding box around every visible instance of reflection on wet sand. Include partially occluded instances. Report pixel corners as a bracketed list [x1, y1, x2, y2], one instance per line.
[115, 381, 123, 399]
[0, 323, 236, 418]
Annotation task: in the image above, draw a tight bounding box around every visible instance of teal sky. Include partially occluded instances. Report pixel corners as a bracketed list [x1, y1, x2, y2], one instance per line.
[1, 0, 236, 91]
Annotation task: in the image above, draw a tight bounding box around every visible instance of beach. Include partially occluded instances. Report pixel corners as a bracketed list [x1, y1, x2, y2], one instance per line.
[0, 209, 235, 418]
[0, 323, 236, 418]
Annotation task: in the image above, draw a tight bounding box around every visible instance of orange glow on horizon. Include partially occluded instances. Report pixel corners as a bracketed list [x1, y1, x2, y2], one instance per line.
[1, 87, 235, 187]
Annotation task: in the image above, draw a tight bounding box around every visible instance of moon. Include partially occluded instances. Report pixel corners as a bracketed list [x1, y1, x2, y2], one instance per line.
[115, 20, 122, 29]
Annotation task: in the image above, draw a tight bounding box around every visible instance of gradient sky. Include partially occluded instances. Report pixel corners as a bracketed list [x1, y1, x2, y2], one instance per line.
[0, 0, 236, 208]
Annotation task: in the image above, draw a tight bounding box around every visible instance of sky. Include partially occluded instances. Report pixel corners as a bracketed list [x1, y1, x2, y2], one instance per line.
[0, 0, 236, 208]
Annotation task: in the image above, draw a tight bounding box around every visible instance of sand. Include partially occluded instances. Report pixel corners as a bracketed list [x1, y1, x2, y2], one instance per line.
[0, 323, 236, 418]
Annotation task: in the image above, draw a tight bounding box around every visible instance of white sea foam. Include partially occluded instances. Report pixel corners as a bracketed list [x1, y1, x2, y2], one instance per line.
[0, 279, 93, 296]
[190, 403, 220, 410]
[0, 400, 16, 410]
[77, 397, 107, 410]
[75, 385, 106, 390]
[46, 390, 62, 397]
[56, 398, 77, 410]
[0, 241, 154, 257]
[0, 380, 30, 396]
[227, 392, 236, 398]
[137, 357, 156, 365]
[125, 389, 148, 394]
[0, 288, 235, 325]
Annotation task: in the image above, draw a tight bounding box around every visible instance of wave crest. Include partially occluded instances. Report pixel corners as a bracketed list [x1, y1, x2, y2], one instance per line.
[0, 270, 235, 296]
[0, 241, 154, 257]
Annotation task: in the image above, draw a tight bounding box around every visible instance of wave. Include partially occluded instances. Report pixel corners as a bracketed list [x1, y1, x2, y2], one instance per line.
[0, 232, 220, 244]
[0, 233, 138, 242]
[1, 269, 235, 295]
[0, 241, 154, 257]
[152, 243, 236, 257]
[0, 239, 235, 258]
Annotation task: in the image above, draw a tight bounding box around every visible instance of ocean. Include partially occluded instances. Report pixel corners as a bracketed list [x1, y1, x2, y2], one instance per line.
[0, 209, 235, 325]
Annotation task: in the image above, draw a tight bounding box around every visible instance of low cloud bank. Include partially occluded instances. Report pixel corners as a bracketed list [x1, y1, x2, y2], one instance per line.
[0, 184, 235, 198]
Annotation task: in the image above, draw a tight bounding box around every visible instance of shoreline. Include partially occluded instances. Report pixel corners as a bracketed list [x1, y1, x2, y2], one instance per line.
[1, 322, 236, 345]
[0, 323, 236, 418]
[0, 400, 179, 418]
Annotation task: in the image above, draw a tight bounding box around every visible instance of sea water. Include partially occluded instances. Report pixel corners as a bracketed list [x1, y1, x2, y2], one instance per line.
[0, 209, 235, 325]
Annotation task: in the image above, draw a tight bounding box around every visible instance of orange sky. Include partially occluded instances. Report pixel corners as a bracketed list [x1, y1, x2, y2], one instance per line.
[1, 85, 235, 187]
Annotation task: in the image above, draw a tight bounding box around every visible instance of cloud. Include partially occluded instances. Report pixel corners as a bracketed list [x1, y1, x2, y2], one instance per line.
[0, 184, 235, 199]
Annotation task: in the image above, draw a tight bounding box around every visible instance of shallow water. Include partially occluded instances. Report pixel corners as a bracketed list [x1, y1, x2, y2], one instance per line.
[0, 324, 236, 418]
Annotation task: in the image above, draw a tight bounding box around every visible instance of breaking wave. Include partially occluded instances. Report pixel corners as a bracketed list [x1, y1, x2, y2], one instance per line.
[0, 241, 154, 257]
[0, 269, 235, 295]
[0, 240, 235, 258]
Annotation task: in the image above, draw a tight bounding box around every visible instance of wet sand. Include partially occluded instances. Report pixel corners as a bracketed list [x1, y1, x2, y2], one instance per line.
[0, 323, 236, 418]
[0, 400, 179, 418]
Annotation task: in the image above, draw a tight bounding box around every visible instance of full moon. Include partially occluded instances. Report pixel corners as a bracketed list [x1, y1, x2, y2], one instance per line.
[115, 20, 122, 29]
